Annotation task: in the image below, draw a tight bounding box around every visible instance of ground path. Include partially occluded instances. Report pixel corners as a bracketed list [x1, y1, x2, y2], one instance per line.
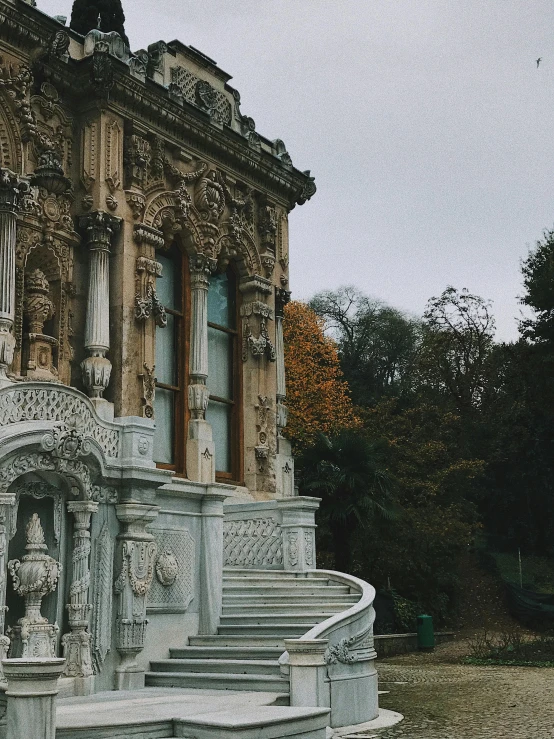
[365, 637, 554, 739]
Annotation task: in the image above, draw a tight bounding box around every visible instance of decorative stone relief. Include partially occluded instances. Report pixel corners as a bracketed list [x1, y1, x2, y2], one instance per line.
[41, 415, 92, 461]
[324, 623, 374, 666]
[8, 513, 61, 658]
[140, 363, 156, 419]
[134, 257, 166, 326]
[126, 191, 145, 219]
[0, 452, 94, 499]
[255, 395, 272, 472]
[169, 66, 232, 125]
[81, 122, 97, 192]
[287, 531, 299, 567]
[0, 56, 36, 144]
[243, 318, 276, 362]
[91, 521, 114, 673]
[22, 268, 57, 380]
[224, 518, 283, 568]
[0, 385, 120, 458]
[297, 170, 317, 205]
[114, 503, 158, 686]
[148, 529, 194, 612]
[105, 120, 122, 193]
[304, 531, 314, 567]
[195, 170, 225, 222]
[91, 42, 114, 97]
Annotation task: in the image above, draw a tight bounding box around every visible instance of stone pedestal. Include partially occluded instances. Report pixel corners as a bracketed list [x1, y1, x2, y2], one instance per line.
[279, 497, 319, 571]
[114, 502, 158, 690]
[284, 639, 330, 712]
[3, 658, 65, 739]
[198, 492, 225, 635]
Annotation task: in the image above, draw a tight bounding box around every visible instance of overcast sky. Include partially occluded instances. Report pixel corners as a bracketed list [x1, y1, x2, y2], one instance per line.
[39, 0, 554, 341]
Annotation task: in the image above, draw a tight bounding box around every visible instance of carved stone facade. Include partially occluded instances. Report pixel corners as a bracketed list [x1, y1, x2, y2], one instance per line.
[0, 0, 317, 702]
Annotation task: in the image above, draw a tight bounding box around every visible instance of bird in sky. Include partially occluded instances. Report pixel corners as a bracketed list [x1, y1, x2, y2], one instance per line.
[537, 57, 542, 67]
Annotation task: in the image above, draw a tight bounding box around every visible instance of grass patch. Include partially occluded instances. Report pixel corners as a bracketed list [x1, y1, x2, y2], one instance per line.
[466, 628, 554, 666]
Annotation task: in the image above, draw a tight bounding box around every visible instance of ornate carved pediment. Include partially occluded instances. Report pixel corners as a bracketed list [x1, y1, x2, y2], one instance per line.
[0, 383, 121, 460]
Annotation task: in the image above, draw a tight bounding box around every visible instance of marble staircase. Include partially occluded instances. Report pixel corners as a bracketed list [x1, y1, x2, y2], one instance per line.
[146, 569, 360, 693]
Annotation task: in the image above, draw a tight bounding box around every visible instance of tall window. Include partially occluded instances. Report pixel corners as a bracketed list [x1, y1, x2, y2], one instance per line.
[206, 269, 240, 480]
[153, 248, 186, 468]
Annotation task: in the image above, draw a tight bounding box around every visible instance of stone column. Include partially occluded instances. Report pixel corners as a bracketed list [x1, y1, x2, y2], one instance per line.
[0, 170, 27, 387]
[3, 658, 65, 739]
[198, 492, 225, 635]
[275, 287, 294, 496]
[0, 493, 15, 685]
[186, 254, 215, 483]
[114, 502, 158, 690]
[61, 500, 98, 695]
[80, 211, 121, 417]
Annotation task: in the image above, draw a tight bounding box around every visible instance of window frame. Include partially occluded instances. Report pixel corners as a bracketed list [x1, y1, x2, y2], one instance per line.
[207, 266, 243, 484]
[154, 246, 190, 474]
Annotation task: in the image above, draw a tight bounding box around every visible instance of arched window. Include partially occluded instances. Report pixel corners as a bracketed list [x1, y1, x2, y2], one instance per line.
[153, 247, 187, 469]
[206, 268, 241, 481]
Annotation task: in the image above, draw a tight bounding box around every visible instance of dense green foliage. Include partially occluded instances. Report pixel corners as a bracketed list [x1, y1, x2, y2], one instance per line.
[70, 0, 129, 44]
[291, 231, 554, 626]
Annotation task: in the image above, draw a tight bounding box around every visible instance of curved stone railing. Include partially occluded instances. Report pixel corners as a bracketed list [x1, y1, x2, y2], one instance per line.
[282, 569, 378, 729]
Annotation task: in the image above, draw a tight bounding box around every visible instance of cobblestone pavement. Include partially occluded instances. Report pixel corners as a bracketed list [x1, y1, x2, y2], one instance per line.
[365, 652, 554, 738]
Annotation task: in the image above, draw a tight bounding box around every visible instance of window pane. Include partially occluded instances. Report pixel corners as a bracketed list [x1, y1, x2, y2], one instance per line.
[156, 313, 177, 386]
[206, 400, 232, 473]
[208, 327, 232, 400]
[153, 387, 175, 464]
[157, 254, 179, 310]
[208, 271, 235, 328]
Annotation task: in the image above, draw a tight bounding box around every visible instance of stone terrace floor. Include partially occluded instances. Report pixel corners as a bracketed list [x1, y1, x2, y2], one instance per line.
[367, 639, 554, 739]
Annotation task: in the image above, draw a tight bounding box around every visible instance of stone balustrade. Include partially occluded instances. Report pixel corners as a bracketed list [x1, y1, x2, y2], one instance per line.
[223, 497, 319, 572]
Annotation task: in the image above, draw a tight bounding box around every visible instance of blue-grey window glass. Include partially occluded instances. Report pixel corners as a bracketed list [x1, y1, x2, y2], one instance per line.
[155, 313, 176, 386]
[208, 327, 232, 399]
[208, 271, 235, 328]
[156, 254, 178, 310]
[153, 388, 174, 464]
[206, 400, 232, 472]
[153, 253, 180, 465]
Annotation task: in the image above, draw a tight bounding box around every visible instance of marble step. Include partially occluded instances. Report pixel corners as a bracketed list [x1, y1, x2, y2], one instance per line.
[217, 624, 311, 636]
[145, 670, 288, 692]
[58, 727, 172, 739]
[189, 635, 288, 648]
[171, 646, 284, 660]
[221, 604, 353, 614]
[223, 592, 358, 602]
[150, 658, 281, 676]
[173, 706, 330, 739]
[219, 613, 334, 626]
[223, 576, 344, 586]
[223, 584, 348, 600]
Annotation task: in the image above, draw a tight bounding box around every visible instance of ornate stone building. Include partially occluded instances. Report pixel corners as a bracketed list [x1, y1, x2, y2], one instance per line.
[0, 0, 379, 730]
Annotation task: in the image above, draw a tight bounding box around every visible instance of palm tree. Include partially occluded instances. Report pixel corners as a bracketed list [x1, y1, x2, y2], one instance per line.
[298, 429, 395, 573]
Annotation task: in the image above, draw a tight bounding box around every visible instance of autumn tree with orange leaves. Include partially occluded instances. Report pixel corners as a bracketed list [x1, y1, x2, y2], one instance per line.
[283, 301, 359, 451]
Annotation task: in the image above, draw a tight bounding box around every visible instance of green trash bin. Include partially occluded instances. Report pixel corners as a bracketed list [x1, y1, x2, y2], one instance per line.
[417, 614, 435, 650]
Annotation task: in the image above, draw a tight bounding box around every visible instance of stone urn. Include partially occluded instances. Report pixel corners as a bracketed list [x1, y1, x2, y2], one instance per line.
[8, 514, 61, 657]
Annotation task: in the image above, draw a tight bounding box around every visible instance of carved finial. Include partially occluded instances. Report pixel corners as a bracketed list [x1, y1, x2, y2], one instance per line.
[97, 12, 101, 29]
[26, 513, 47, 551]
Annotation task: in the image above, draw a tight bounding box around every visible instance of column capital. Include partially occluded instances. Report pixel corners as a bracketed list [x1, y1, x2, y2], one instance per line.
[0, 169, 28, 215]
[190, 252, 216, 281]
[79, 210, 122, 250]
